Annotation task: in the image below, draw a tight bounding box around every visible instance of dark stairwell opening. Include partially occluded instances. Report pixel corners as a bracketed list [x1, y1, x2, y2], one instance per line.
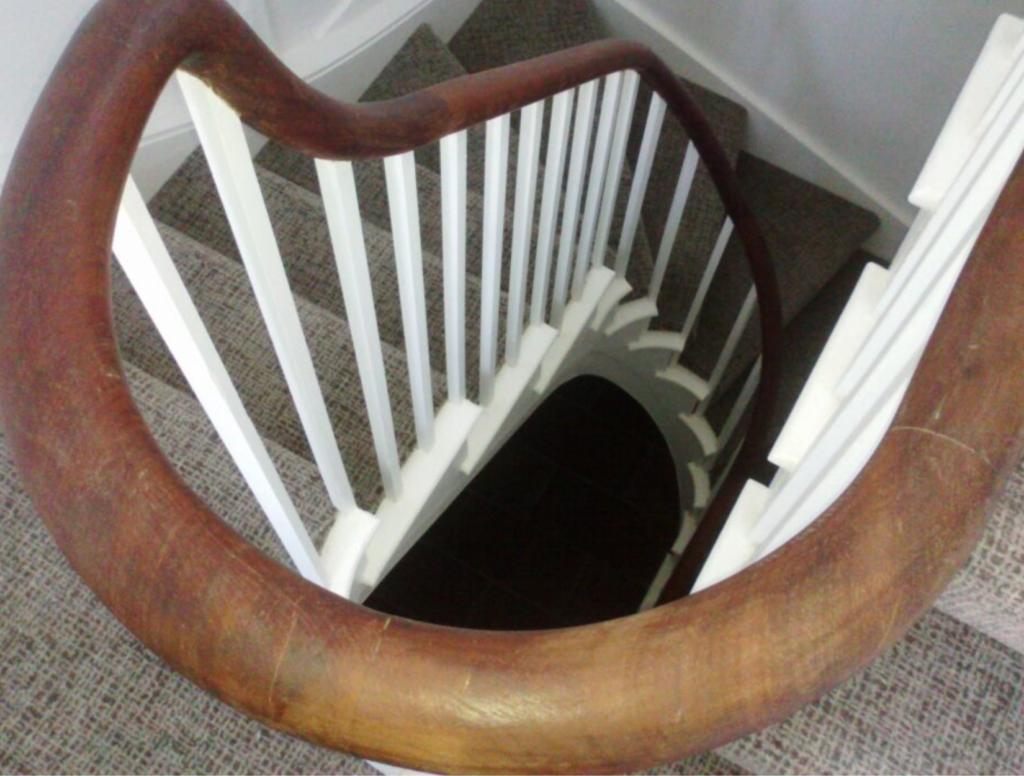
[365, 375, 679, 629]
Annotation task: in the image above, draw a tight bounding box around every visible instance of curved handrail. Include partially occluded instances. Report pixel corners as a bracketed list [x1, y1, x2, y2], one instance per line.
[1, 0, 1017, 773]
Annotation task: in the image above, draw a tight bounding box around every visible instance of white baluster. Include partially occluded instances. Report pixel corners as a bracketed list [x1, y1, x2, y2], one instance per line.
[178, 72, 357, 515]
[680, 218, 734, 347]
[114, 176, 325, 584]
[649, 142, 700, 304]
[506, 102, 544, 367]
[316, 159, 403, 501]
[530, 89, 575, 326]
[717, 357, 762, 456]
[593, 71, 640, 270]
[440, 130, 468, 403]
[383, 152, 435, 450]
[697, 286, 757, 415]
[616, 94, 667, 277]
[480, 113, 511, 405]
[573, 73, 623, 300]
[551, 79, 598, 327]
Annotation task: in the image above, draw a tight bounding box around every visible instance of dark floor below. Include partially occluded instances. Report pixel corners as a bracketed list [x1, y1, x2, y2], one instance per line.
[365, 375, 680, 630]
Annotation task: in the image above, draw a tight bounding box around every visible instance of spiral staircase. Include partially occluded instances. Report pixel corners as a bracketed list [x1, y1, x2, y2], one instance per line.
[1, 0, 1023, 773]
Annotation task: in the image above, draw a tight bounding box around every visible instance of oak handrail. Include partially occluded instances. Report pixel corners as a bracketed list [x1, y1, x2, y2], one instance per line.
[1, 0, 1017, 773]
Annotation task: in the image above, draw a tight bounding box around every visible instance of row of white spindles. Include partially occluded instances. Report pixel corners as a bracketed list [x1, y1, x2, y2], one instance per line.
[708, 25, 1024, 574]
[127, 69, 737, 586]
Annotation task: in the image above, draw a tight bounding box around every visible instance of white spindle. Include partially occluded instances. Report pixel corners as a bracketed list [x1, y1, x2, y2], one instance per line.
[480, 113, 511, 405]
[718, 357, 761, 455]
[440, 130, 468, 403]
[649, 142, 700, 304]
[506, 102, 544, 367]
[530, 89, 575, 326]
[573, 73, 623, 300]
[383, 151, 435, 450]
[697, 286, 757, 415]
[114, 177, 325, 584]
[680, 218, 734, 346]
[316, 160, 403, 501]
[178, 72, 357, 514]
[616, 94, 667, 277]
[593, 71, 640, 270]
[551, 79, 598, 327]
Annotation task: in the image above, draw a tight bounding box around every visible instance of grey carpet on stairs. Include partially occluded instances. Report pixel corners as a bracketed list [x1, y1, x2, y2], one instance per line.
[683, 152, 880, 393]
[938, 453, 1024, 655]
[112, 223, 442, 514]
[627, 79, 748, 330]
[719, 608, 1024, 774]
[0, 366, 371, 774]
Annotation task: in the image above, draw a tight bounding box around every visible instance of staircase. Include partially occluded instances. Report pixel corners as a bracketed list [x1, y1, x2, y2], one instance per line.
[1, 0, 1022, 773]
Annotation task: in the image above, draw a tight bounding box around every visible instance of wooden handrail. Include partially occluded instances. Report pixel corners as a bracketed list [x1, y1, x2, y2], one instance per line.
[1, 0, 1017, 773]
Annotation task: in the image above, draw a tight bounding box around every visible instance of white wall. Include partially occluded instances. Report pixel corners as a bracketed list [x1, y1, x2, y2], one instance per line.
[0, 0, 480, 198]
[594, 0, 1024, 258]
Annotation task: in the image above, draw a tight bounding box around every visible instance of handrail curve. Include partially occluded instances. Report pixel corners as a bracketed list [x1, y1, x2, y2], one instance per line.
[1, 0, 1018, 773]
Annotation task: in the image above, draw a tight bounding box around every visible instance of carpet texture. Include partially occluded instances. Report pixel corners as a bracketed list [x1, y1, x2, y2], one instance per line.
[938, 453, 1024, 655]
[719, 610, 1024, 775]
[682, 153, 880, 391]
[0, 367, 371, 774]
[112, 224, 443, 513]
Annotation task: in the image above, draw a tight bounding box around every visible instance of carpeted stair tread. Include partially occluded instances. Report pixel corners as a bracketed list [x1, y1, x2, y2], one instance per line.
[716, 609, 1024, 774]
[0, 365, 372, 773]
[938, 454, 1024, 655]
[682, 152, 881, 392]
[449, 0, 604, 75]
[112, 224, 443, 512]
[152, 143, 517, 404]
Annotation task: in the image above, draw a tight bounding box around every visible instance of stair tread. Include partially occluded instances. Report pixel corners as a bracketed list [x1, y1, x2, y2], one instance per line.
[682, 152, 881, 391]
[717, 608, 1024, 775]
[0, 365, 372, 773]
[151, 146, 510, 403]
[938, 451, 1024, 655]
[113, 224, 443, 512]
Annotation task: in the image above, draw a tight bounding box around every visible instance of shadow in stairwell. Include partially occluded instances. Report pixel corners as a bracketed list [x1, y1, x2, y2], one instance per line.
[365, 376, 679, 629]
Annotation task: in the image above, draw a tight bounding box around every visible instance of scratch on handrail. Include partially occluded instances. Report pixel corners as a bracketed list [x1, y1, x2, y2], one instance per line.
[890, 425, 995, 472]
[267, 606, 300, 716]
[370, 616, 392, 664]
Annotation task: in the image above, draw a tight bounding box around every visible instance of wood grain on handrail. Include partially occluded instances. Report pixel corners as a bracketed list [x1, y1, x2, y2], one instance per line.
[0, 0, 1018, 773]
